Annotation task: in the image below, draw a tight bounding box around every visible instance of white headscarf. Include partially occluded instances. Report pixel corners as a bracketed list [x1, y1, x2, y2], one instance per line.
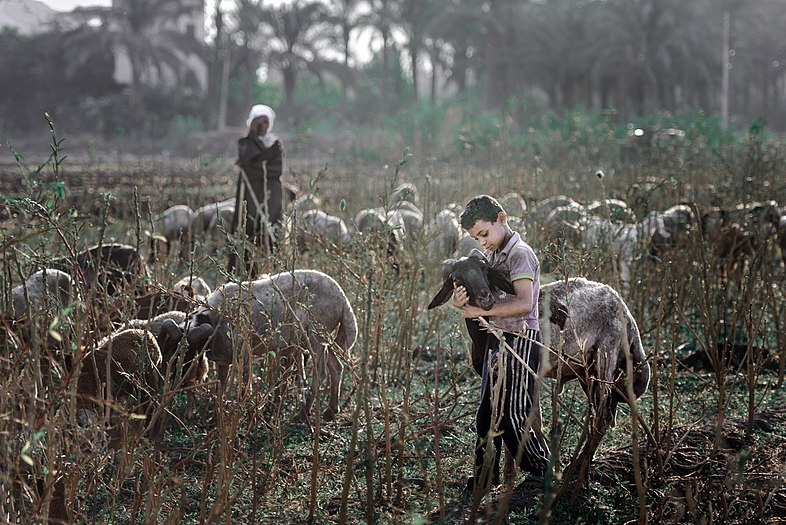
[246, 104, 276, 131]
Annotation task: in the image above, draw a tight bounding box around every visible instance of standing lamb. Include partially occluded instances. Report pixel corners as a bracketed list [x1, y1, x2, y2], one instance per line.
[184, 270, 357, 423]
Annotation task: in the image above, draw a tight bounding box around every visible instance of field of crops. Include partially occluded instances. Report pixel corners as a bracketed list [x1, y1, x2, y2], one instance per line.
[2, 132, 786, 524]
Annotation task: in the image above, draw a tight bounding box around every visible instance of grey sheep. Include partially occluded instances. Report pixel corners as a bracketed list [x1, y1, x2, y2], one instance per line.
[426, 208, 461, 259]
[126, 310, 187, 336]
[192, 198, 236, 233]
[586, 198, 636, 223]
[10, 269, 74, 320]
[184, 270, 358, 423]
[387, 206, 424, 238]
[148, 204, 194, 262]
[388, 182, 419, 206]
[428, 253, 649, 471]
[530, 195, 578, 222]
[498, 192, 527, 217]
[296, 209, 352, 251]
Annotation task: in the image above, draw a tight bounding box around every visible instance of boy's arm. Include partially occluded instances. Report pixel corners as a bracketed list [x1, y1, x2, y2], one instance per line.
[455, 278, 534, 319]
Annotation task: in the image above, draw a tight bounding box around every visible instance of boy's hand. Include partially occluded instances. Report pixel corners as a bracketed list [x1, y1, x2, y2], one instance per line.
[452, 284, 469, 309]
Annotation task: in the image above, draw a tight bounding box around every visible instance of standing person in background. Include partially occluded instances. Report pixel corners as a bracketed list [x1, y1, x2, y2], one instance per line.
[228, 104, 285, 275]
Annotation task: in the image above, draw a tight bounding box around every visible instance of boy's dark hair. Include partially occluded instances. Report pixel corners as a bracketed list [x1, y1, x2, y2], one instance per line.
[460, 195, 505, 230]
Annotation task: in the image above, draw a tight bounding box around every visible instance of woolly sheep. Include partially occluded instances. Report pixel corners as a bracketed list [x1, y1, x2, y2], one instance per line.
[290, 193, 323, 215]
[355, 207, 402, 256]
[183, 270, 358, 422]
[296, 209, 352, 251]
[428, 253, 650, 472]
[586, 198, 636, 223]
[388, 182, 419, 206]
[205, 204, 235, 237]
[126, 310, 187, 336]
[714, 223, 756, 275]
[531, 195, 578, 222]
[172, 275, 212, 300]
[498, 192, 527, 217]
[355, 207, 387, 234]
[388, 206, 424, 237]
[582, 211, 670, 285]
[426, 208, 462, 260]
[192, 198, 235, 233]
[542, 202, 587, 245]
[133, 275, 212, 320]
[75, 328, 162, 437]
[650, 204, 696, 257]
[148, 204, 194, 262]
[140, 310, 209, 418]
[725, 200, 780, 244]
[52, 243, 148, 297]
[10, 269, 74, 320]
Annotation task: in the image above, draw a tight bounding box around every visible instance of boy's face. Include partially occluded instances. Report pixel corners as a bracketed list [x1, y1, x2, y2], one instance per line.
[250, 115, 270, 135]
[466, 212, 508, 251]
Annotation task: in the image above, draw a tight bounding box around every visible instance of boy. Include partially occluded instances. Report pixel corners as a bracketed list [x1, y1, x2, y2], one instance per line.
[452, 195, 550, 492]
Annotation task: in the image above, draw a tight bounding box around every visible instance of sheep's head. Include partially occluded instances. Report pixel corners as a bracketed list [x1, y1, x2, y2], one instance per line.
[427, 249, 515, 311]
[158, 315, 216, 370]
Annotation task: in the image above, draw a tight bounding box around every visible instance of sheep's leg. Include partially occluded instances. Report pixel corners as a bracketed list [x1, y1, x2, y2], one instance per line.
[185, 390, 197, 420]
[570, 381, 616, 499]
[304, 342, 323, 418]
[295, 345, 313, 432]
[323, 346, 344, 421]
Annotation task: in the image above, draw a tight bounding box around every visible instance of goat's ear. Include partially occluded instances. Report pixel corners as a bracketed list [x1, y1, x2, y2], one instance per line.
[429, 259, 457, 309]
[428, 276, 455, 309]
[467, 248, 488, 262]
[487, 267, 515, 295]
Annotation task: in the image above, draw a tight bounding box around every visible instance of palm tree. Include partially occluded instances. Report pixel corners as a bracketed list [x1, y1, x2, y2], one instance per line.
[66, 0, 204, 120]
[427, 0, 484, 96]
[587, 0, 714, 116]
[357, 0, 400, 118]
[395, 0, 443, 103]
[257, 0, 337, 110]
[230, 0, 267, 116]
[326, 0, 364, 109]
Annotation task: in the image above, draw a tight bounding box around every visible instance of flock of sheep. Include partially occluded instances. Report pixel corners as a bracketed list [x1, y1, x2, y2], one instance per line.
[4, 178, 786, 520]
[7, 181, 786, 440]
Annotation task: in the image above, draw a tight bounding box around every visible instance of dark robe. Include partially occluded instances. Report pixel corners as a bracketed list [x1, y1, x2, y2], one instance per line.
[231, 132, 284, 251]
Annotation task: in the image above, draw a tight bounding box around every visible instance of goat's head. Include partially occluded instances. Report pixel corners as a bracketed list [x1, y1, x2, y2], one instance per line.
[427, 249, 515, 311]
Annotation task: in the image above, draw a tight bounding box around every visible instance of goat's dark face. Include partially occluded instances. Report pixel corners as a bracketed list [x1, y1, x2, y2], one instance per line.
[427, 250, 515, 311]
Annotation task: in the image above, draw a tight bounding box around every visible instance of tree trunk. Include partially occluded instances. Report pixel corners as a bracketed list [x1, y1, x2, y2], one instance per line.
[342, 27, 350, 113]
[284, 65, 297, 109]
[411, 43, 419, 103]
[454, 45, 467, 94]
[209, 3, 223, 129]
[380, 28, 389, 120]
[430, 49, 438, 104]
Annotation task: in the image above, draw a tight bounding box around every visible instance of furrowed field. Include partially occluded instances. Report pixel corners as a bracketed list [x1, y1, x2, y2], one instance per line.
[2, 124, 786, 524]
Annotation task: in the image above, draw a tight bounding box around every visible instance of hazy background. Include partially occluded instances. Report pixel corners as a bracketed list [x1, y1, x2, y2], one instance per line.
[2, 0, 785, 163]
